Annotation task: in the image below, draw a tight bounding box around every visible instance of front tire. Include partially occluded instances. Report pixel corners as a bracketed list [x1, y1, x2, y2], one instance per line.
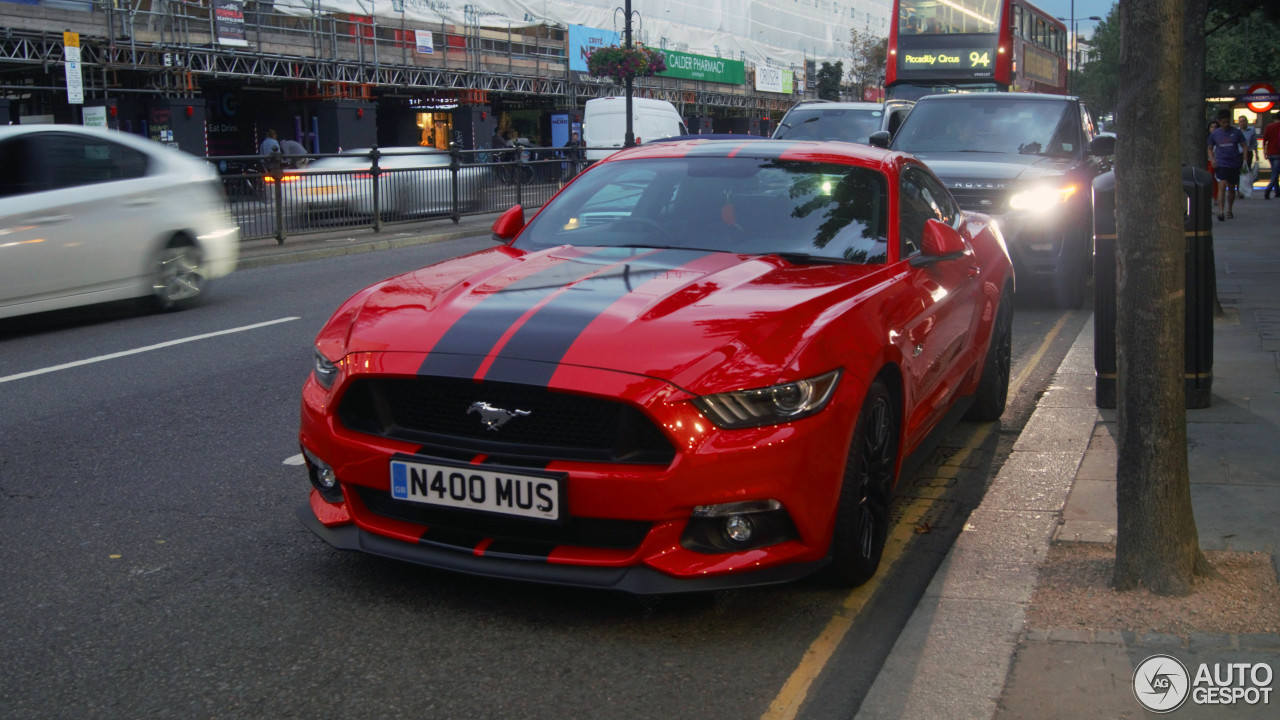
[822, 380, 899, 588]
[151, 241, 205, 311]
[965, 293, 1013, 421]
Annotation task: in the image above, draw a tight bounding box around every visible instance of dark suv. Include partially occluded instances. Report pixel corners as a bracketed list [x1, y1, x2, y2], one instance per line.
[873, 93, 1114, 308]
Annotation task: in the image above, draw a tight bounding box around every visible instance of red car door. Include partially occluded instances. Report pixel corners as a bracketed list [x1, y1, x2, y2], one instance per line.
[893, 167, 981, 453]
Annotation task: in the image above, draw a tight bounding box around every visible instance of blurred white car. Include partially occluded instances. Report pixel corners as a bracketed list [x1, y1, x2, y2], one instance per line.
[0, 125, 239, 319]
[276, 147, 487, 220]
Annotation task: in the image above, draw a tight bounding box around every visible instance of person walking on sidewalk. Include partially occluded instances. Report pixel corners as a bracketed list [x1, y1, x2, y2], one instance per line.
[1264, 117, 1280, 200]
[1238, 115, 1257, 198]
[1207, 110, 1247, 220]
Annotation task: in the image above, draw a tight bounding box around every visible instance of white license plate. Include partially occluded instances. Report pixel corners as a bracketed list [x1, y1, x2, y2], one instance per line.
[389, 459, 562, 522]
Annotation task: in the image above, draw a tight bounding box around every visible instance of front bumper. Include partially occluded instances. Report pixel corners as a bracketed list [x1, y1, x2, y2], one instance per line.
[298, 355, 862, 592]
[991, 205, 1091, 279]
[297, 500, 829, 594]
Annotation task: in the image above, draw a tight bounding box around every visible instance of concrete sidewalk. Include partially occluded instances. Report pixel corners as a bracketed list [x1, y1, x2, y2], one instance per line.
[856, 196, 1280, 717]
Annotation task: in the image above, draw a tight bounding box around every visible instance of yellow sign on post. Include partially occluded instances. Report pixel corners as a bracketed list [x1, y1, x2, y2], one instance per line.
[64, 31, 83, 105]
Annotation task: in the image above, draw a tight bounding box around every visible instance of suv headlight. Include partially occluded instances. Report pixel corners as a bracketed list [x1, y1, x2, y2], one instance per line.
[1009, 184, 1077, 212]
[313, 349, 341, 389]
[693, 370, 841, 429]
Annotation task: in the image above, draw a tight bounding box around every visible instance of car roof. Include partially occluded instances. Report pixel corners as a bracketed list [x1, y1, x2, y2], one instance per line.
[785, 100, 885, 111]
[915, 92, 1078, 103]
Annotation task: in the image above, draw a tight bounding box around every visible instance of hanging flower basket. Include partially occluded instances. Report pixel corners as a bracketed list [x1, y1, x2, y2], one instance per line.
[586, 44, 667, 84]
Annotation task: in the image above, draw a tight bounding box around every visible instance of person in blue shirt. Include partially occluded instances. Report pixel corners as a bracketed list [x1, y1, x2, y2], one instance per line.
[259, 128, 281, 157]
[1207, 110, 1246, 220]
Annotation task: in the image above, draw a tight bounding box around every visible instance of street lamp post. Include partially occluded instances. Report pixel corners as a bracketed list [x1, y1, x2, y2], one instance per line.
[1057, 13, 1102, 93]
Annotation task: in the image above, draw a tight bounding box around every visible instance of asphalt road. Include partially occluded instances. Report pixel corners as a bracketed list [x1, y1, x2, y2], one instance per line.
[0, 236, 1089, 720]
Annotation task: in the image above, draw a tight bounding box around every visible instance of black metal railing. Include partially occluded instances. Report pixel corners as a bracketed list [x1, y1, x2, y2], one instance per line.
[205, 145, 583, 243]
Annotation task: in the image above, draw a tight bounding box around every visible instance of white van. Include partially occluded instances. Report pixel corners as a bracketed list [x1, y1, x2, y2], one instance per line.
[582, 97, 688, 161]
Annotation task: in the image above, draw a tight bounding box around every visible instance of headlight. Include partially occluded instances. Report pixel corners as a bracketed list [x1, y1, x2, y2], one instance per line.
[693, 370, 841, 429]
[313, 349, 341, 389]
[1008, 184, 1077, 212]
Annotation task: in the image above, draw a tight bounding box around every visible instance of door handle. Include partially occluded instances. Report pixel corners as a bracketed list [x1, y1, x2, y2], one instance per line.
[122, 197, 159, 207]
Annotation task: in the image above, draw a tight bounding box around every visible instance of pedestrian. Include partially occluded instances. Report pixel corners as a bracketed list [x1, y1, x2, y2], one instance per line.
[259, 128, 280, 156]
[1207, 109, 1247, 221]
[280, 137, 310, 167]
[1206, 119, 1219, 175]
[1238, 115, 1257, 199]
[561, 130, 584, 180]
[1263, 116, 1280, 200]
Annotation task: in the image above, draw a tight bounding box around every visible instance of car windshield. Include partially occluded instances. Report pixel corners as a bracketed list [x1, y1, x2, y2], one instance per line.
[892, 98, 1077, 157]
[516, 156, 889, 264]
[774, 107, 885, 144]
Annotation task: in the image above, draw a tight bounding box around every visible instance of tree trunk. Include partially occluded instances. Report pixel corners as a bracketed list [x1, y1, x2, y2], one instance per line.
[1113, 0, 1211, 595]
[1180, 0, 1209, 169]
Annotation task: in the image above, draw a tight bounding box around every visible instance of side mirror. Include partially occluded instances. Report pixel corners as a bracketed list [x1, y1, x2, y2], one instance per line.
[1090, 133, 1116, 157]
[869, 130, 891, 149]
[491, 205, 526, 242]
[911, 219, 968, 265]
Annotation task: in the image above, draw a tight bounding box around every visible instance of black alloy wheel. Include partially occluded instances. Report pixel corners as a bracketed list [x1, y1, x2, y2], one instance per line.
[965, 292, 1013, 422]
[822, 379, 899, 588]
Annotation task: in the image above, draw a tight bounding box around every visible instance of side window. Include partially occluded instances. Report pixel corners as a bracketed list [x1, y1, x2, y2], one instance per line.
[1079, 103, 1096, 144]
[43, 133, 150, 190]
[917, 170, 958, 227]
[0, 137, 46, 198]
[900, 167, 957, 258]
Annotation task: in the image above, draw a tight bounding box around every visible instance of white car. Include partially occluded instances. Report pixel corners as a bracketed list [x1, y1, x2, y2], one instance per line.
[277, 147, 487, 222]
[0, 125, 239, 319]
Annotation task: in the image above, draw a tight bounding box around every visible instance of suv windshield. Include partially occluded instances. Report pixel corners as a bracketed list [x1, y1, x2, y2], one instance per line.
[774, 107, 885, 144]
[517, 157, 890, 264]
[892, 97, 1077, 157]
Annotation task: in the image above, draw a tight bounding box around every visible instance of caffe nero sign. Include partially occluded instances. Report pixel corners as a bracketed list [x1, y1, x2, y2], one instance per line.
[658, 49, 745, 85]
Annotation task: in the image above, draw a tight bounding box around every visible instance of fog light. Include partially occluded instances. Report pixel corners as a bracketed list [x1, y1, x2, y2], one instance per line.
[682, 499, 797, 554]
[723, 515, 754, 544]
[316, 465, 337, 489]
[302, 447, 343, 503]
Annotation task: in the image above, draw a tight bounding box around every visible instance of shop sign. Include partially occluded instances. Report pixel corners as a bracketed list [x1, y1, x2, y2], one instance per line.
[755, 65, 793, 94]
[658, 50, 745, 85]
[568, 25, 620, 73]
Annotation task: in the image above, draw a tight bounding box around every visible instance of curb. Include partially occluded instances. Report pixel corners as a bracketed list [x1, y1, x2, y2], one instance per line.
[854, 318, 1099, 720]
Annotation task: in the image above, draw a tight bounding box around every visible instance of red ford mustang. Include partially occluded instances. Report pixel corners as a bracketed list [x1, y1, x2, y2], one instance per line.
[297, 139, 1014, 594]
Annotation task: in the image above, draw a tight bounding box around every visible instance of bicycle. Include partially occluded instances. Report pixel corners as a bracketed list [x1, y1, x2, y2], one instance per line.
[490, 147, 533, 185]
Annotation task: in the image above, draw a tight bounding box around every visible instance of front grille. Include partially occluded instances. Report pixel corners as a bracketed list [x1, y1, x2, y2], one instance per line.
[356, 486, 652, 551]
[948, 188, 1007, 213]
[339, 376, 675, 464]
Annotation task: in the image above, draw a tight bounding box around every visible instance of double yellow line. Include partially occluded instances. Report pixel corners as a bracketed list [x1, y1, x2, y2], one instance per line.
[763, 311, 1074, 720]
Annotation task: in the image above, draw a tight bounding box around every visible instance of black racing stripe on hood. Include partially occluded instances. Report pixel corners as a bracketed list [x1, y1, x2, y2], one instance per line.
[418, 247, 645, 378]
[483, 249, 712, 387]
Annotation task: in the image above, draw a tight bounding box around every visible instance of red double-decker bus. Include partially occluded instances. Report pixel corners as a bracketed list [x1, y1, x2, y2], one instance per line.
[886, 0, 1068, 100]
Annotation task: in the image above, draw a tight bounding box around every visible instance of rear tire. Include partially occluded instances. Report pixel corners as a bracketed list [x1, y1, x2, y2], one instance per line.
[965, 293, 1013, 421]
[151, 241, 205, 312]
[821, 380, 899, 588]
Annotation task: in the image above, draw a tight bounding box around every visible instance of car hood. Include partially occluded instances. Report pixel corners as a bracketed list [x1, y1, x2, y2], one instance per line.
[907, 151, 1078, 184]
[335, 245, 886, 394]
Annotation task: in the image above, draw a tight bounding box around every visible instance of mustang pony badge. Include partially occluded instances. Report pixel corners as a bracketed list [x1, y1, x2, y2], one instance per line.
[468, 401, 532, 431]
